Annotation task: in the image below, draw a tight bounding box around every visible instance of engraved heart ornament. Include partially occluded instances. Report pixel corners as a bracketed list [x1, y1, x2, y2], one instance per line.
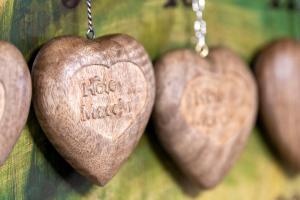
[153, 48, 257, 188]
[32, 34, 155, 186]
[256, 39, 300, 169]
[0, 41, 32, 165]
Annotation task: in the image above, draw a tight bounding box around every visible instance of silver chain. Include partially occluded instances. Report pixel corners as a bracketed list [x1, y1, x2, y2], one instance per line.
[86, 0, 95, 39]
[192, 0, 208, 57]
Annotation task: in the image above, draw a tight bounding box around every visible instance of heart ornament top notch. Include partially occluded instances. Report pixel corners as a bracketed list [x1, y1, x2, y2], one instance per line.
[32, 34, 155, 186]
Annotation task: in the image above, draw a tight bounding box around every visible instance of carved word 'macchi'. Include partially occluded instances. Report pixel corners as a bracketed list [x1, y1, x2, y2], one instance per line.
[80, 75, 132, 121]
[80, 98, 132, 122]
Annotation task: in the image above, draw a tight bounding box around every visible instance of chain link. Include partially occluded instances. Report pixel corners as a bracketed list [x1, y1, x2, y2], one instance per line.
[86, 0, 95, 39]
[192, 0, 208, 57]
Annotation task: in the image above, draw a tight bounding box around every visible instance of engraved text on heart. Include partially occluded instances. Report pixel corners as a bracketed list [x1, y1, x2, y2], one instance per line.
[80, 76, 132, 121]
[180, 74, 253, 144]
[72, 63, 147, 139]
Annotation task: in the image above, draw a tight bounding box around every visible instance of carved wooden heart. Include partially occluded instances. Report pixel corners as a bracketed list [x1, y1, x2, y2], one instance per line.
[0, 41, 32, 165]
[256, 39, 300, 169]
[153, 48, 257, 188]
[32, 34, 155, 186]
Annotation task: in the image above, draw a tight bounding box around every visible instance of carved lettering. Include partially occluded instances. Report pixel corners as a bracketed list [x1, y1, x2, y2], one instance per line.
[80, 74, 132, 121]
[72, 63, 147, 139]
[181, 75, 253, 144]
[81, 99, 131, 121]
[193, 89, 222, 106]
[78, 66, 142, 123]
[81, 76, 119, 97]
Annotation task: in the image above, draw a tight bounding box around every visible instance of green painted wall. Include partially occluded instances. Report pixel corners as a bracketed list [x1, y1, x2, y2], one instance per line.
[0, 0, 299, 199]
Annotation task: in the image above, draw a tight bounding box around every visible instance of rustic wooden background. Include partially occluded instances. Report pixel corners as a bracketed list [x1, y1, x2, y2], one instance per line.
[0, 0, 300, 199]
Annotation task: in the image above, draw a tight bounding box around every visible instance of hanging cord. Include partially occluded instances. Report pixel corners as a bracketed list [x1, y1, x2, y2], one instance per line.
[86, 0, 95, 39]
[192, 0, 209, 57]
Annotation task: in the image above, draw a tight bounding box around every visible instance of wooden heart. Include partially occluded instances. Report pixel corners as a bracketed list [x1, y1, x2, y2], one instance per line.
[256, 39, 300, 169]
[153, 48, 257, 188]
[32, 34, 155, 186]
[0, 41, 32, 165]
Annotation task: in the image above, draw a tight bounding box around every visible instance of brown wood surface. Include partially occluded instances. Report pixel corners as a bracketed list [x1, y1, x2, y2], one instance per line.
[31, 34, 155, 186]
[0, 41, 32, 165]
[256, 39, 300, 170]
[153, 48, 258, 189]
[1, 1, 300, 199]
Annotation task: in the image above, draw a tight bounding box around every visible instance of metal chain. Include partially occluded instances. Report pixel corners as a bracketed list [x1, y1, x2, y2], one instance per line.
[192, 0, 209, 57]
[86, 0, 95, 39]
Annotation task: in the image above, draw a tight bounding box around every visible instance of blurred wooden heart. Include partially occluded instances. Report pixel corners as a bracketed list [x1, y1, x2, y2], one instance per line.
[0, 41, 32, 165]
[256, 39, 300, 170]
[32, 34, 155, 186]
[153, 48, 257, 188]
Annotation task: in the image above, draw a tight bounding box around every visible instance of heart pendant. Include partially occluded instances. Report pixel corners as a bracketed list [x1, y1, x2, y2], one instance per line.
[153, 48, 257, 188]
[256, 39, 300, 169]
[32, 34, 155, 186]
[0, 41, 32, 165]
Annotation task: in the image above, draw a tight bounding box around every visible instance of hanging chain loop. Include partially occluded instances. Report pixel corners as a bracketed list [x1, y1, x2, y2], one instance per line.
[192, 0, 208, 57]
[86, 0, 95, 39]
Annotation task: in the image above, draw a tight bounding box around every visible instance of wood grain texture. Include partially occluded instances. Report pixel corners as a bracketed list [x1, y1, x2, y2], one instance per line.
[0, 0, 300, 199]
[32, 34, 155, 186]
[255, 39, 300, 170]
[153, 48, 258, 188]
[0, 41, 32, 165]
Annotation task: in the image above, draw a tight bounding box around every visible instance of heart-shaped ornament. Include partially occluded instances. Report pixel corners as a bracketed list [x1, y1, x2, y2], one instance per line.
[0, 41, 32, 165]
[153, 48, 257, 188]
[256, 39, 300, 169]
[32, 34, 155, 186]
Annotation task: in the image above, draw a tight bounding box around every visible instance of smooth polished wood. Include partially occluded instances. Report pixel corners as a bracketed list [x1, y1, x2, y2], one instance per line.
[0, 41, 32, 166]
[153, 48, 257, 189]
[256, 39, 300, 170]
[32, 34, 155, 186]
